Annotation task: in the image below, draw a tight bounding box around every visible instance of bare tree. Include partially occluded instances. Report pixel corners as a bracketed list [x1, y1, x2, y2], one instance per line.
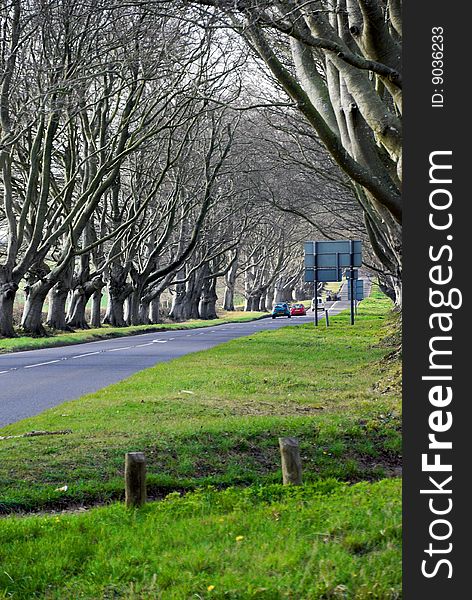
[178, 0, 403, 303]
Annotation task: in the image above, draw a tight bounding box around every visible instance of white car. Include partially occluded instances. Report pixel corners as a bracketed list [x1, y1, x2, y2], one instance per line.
[311, 297, 325, 311]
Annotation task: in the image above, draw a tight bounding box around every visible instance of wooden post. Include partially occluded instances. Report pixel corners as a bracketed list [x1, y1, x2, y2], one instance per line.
[278, 437, 302, 485]
[125, 452, 146, 508]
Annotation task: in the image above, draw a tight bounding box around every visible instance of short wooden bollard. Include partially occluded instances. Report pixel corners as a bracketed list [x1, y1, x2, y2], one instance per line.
[278, 437, 302, 485]
[125, 452, 147, 508]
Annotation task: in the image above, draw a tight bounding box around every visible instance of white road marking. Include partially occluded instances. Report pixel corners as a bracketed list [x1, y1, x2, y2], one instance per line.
[135, 342, 154, 347]
[71, 351, 101, 359]
[152, 339, 168, 344]
[108, 346, 132, 352]
[24, 359, 61, 369]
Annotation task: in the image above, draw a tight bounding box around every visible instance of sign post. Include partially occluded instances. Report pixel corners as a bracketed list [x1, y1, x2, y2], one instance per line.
[314, 251, 318, 327]
[304, 240, 362, 328]
[349, 240, 355, 325]
[347, 280, 365, 302]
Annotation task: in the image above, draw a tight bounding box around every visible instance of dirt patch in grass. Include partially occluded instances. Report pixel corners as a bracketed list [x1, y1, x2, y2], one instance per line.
[229, 400, 327, 417]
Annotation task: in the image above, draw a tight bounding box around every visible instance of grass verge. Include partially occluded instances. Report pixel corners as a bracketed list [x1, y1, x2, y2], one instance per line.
[0, 295, 400, 513]
[0, 311, 267, 354]
[0, 480, 401, 599]
[0, 292, 402, 598]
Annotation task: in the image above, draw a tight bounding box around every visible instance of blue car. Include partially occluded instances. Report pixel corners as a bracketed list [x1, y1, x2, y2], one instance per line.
[271, 303, 291, 319]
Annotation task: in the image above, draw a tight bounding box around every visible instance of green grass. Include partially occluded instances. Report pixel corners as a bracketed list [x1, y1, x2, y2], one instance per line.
[0, 292, 402, 598]
[0, 480, 401, 599]
[0, 295, 400, 513]
[0, 311, 267, 354]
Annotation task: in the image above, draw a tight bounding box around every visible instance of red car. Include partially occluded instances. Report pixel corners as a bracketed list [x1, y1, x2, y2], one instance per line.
[290, 303, 306, 316]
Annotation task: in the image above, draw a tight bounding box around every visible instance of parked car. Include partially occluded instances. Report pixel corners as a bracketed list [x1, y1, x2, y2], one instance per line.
[311, 297, 325, 311]
[326, 292, 341, 302]
[290, 303, 307, 316]
[272, 303, 291, 319]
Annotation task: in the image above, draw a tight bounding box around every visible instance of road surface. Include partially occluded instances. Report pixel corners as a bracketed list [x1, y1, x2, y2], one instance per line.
[0, 296, 353, 427]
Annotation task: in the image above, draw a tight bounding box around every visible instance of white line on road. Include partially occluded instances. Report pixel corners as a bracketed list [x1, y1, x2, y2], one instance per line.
[108, 346, 132, 352]
[152, 339, 168, 344]
[24, 359, 61, 369]
[71, 351, 101, 359]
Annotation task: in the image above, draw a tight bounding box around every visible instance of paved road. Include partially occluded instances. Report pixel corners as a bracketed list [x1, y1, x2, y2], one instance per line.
[0, 296, 353, 427]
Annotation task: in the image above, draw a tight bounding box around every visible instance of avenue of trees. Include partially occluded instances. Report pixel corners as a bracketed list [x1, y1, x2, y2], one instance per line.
[186, 0, 402, 303]
[0, 0, 400, 338]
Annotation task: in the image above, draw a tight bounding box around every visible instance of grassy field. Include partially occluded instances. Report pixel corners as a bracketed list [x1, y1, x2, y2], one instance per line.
[0, 480, 401, 599]
[0, 311, 266, 354]
[0, 291, 402, 598]
[0, 294, 400, 512]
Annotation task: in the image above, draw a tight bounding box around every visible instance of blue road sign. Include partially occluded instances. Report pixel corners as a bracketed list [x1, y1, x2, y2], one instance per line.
[305, 268, 342, 282]
[304, 240, 362, 255]
[348, 280, 364, 300]
[304, 240, 363, 325]
[304, 240, 362, 268]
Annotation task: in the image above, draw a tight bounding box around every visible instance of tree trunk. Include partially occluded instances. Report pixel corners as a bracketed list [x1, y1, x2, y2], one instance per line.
[169, 272, 200, 321]
[187, 274, 202, 319]
[244, 267, 255, 311]
[124, 291, 137, 326]
[223, 254, 238, 310]
[0, 280, 18, 337]
[46, 263, 74, 331]
[169, 287, 186, 321]
[21, 282, 51, 336]
[67, 287, 89, 329]
[199, 289, 218, 319]
[67, 277, 104, 329]
[46, 282, 73, 331]
[199, 274, 218, 320]
[104, 266, 132, 327]
[223, 285, 235, 311]
[90, 289, 103, 328]
[149, 295, 162, 323]
[259, 292, 267, 312]
[393, 280, 402, 310]
[140, 285, 165, 324]
[104, 287, 129, 327]
[252, 292, 262, 311]
[244, 295, 254, 311]
[265, 287, 275, 311]
[185, 292, 201, 320]
[138, 298, 151, 324]
[126, 285, 149, 325]
[206, 294, 218, 319]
